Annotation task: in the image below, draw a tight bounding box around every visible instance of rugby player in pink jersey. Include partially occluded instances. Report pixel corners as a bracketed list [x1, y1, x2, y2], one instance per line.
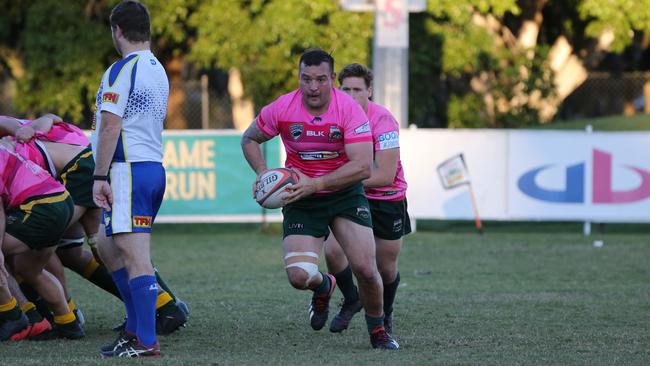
[324, 64, 411, 337]
[1, 114, 188, 338]
[0, 144, 83, 340]
[241, 48, 398, 349]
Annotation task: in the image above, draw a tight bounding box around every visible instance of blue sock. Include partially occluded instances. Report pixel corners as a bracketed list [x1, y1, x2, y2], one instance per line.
[128, 275, 158, 347]
[111, 268, 137, 334]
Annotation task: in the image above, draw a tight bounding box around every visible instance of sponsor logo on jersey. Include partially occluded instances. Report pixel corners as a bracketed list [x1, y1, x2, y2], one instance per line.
[356, 206, 370, 219]
[133, 215, 152, 228]
[288, 222, 304, 229]
[378, 131, 400, 150]
[102, 92, 120, 104]
[306, 130, 325, 137]
[289, 123, 303, 141]
[298, 151, 340, 160]
[329, 126, 342, 142]
[354, 121, 370, 135]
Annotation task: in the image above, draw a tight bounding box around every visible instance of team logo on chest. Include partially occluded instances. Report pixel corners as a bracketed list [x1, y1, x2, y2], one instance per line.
[328, 126, 342, 142]
[289, 123, 304, 141]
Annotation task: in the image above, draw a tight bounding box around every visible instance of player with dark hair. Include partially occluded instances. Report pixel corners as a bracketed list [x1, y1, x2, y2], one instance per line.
[241, 48, 399, 349]
[92, 0, 170, 357]
[325, 63, 410, 336]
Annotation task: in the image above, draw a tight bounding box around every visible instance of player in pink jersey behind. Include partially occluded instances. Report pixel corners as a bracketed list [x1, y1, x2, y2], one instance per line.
[325, 63, 411, 336]
[0, 143, 81, 340]
[241, 48, 398, 349]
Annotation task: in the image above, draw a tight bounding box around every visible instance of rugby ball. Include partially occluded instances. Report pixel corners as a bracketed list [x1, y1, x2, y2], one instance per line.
[255, 168, 300, 209]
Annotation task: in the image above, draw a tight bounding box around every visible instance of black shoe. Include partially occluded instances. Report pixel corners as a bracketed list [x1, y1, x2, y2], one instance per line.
[30, 318, 85, 340]
[176, 298, 190, 316]
[329, 298, 363, 333]
[0, 313, 29, 341]
[103, 337, 160, 358]
[384, 312, 393, 335]
[156, 305, 188, 335]
[370, 325, 399, 350]
[100, 331, 136, 357]
[309, 274, 336, 331]
[73, 307, 85, 327]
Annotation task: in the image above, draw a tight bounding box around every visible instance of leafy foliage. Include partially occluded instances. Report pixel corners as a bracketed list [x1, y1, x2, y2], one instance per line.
[1, 0, 650, 127]
[188, 0, 372, 111]
[13, 0, 111, 121]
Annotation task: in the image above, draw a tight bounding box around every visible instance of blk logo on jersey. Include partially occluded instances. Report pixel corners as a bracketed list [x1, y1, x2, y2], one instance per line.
[102, 92, 120, 104]
[133, 216, 153, 228]
[518, 149, 650, 204]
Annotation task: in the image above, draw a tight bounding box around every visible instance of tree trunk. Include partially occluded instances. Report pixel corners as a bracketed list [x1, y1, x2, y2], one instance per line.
[228, 67, 254, 131]
[165, 55, 188, 129]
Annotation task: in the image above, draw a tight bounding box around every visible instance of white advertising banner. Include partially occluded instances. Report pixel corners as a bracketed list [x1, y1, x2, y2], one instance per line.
[401, 129, 508, 220]
[508, 131, 650, 221]
[400, 129, 650, 223]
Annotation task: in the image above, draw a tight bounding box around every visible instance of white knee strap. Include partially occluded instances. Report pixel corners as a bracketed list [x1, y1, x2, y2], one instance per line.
[284, 251, 320, 282]
[58, 237, 85, 248]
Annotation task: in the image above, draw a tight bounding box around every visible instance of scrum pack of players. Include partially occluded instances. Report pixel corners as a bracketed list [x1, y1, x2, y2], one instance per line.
[0, 114, 188, 342]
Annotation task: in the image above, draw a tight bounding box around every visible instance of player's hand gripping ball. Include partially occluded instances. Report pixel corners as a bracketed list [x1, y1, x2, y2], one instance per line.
[254, 168, 300, 208]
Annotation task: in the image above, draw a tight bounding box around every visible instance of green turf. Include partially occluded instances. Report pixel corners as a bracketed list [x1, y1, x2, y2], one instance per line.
[540, 113, 650, 131]
[2, 226, 649, 364]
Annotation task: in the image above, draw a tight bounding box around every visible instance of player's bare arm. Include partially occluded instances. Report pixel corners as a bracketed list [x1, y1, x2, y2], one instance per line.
[31, 113, 62, 132]
[0, 116, 21, 137]
[285, 141, 373, 203]
[363, 147, 399, 188]
[241, 120, 272, 175]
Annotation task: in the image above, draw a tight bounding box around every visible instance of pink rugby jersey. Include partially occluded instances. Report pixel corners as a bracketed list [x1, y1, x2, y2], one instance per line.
[257, 88, 372, 194]
[21, 119, 90, 147]
[13, 140, 56, 177]
[363, 102, 407, 201]
[0, 145, 64, 208]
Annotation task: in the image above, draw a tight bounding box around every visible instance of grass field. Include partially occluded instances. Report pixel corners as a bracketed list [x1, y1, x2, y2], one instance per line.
[1, 223, 649, 365]
[540, 113, 650, 131]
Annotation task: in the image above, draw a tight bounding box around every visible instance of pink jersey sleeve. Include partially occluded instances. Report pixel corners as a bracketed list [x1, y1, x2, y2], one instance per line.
[372, 114, 400, 152]
[256, 98, 284, 138]
[364, 102, 407, 201]
[340, 93, 372, 145]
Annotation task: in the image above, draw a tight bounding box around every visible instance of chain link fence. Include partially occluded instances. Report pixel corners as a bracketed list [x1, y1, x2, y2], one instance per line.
[557, 72, 650, 120]
[2, 72, 649, 127]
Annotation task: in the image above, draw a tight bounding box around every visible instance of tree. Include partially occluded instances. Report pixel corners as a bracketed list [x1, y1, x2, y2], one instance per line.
[188, 0, 373, 111]
[410, 0, 650, 128]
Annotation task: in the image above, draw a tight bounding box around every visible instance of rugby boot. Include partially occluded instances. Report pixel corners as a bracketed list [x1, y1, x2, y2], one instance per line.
[100, 331, 136, 357]
[156, 305, 188, 335]
[370, 325, 399, 350]
[0, 313, 29, 341]
[329, 298, 363, 333]
[10, 317, 52, 341]
[110, 338, 160, 358]
[176, 298, 190, 316]
[30, 318, 84, 340]
[309, 274, 336, 331]
[73, 307, 85, 327]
